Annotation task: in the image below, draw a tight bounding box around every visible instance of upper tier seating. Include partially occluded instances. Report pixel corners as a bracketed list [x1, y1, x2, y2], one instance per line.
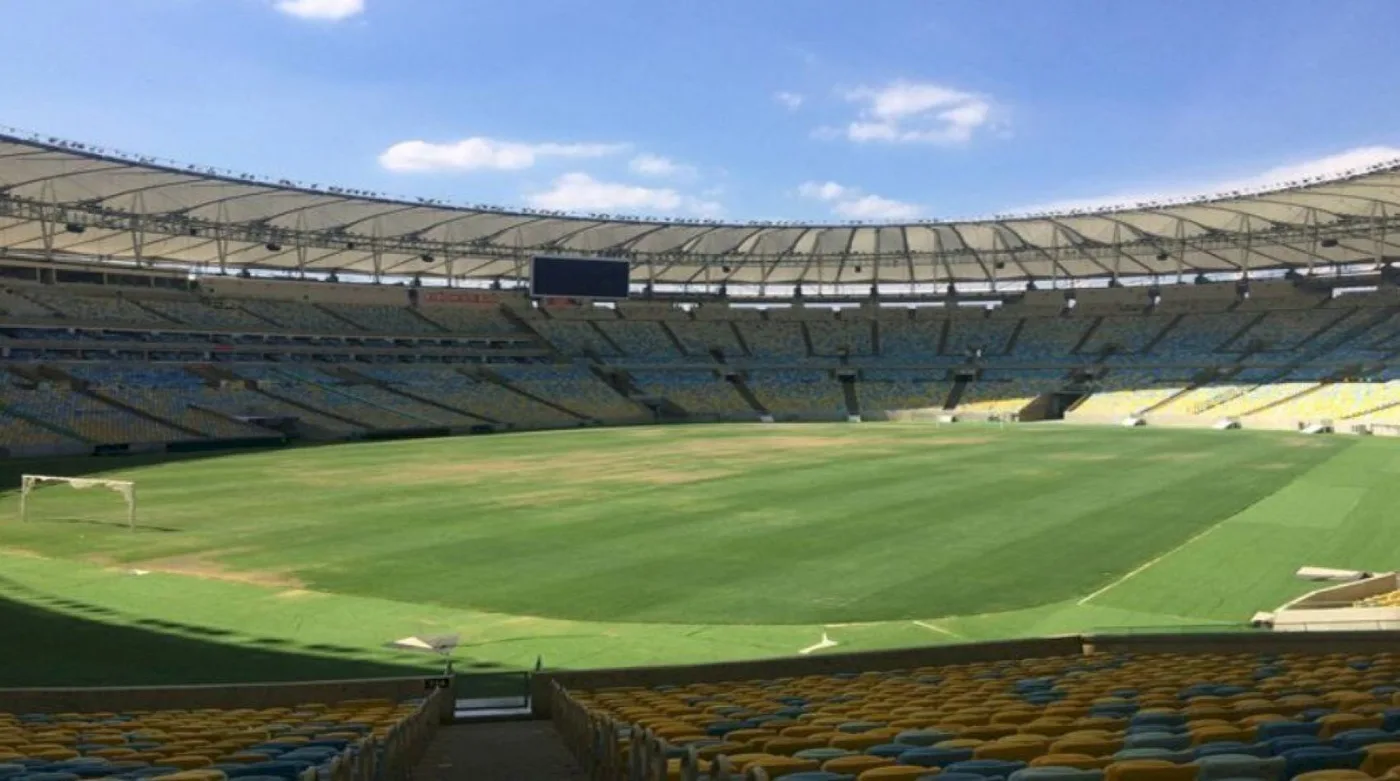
[670, 321, 745, 357]
[879, 321, 946, 362]
[533, 321, 622, 356]
[415, 305, 518, 334]
[317, 304, 445, 334]
[1008, 317, 1094, 363]
[0, 288, 61, 319]
[741, 322, 810, 361]
[1149, 312, 1261, 358]
[24, 291, 171, 327]
[807, 319, 875, 356]
[1237, 309, 1351, 352]
[596, 321, 686, 361]
[137, 299, 270, 330]
[569, 650, 1400, 780]
[237, 300, 357, 333]
[1081, 315, 1178, 354]
[945, 317, 1018, 357]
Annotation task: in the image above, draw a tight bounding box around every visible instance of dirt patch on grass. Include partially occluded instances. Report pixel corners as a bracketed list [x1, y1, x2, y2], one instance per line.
[133, 553, 303, 590]
[0, 547, 46, 559]
[634, 468, 738, 485]
[276, 589, 321, 599]
[1046, 452, 1116, 462]
[1146, 452, 1209, 462]
[1252, 462, 1298, 471]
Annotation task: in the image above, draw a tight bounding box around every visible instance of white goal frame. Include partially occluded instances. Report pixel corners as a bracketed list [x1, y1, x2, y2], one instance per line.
[19, 475, 136, 529]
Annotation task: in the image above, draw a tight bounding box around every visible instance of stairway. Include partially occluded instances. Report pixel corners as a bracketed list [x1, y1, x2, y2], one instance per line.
[944, 377, 970, 410]
[473, 368, 590, 421]
[840, 376, 860, 418]
[728, 322, 752, 357]
[1140, 314, 1184, 355]
[1242, 382, 1329, 418]
[1002, 319, 1027, 356]
[728, 374, 769, 416]
[1069, 316, 1104, 354]
[335, 368, 500, 425]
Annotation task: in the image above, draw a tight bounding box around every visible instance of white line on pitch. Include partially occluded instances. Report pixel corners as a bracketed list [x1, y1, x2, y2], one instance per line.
[799, 631, 839, 655]
[1077, 523, 1227, 606]
[913, 620, 963, 638]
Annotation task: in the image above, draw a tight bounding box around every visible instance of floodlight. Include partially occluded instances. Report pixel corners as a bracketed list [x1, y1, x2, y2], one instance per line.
[1320, 238, 1339, 248]
[265, 242, 282, 252]
[64, 223, 85, 234]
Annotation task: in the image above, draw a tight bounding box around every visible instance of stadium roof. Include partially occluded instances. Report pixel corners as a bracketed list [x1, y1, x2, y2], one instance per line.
[5, 130, 1400, 286]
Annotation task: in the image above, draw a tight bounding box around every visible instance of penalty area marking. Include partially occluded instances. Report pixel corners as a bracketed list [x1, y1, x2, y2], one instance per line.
[799, 631, 838, 655]
[1077, 522, 1227, 606]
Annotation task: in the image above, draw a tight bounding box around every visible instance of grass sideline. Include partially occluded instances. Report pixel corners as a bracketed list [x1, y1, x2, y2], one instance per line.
[0, 422, 1392, 686]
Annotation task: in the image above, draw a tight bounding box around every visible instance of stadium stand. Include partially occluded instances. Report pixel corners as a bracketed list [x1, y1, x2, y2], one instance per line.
[597, 320, 687, 361]
[632, 371, 757, 418]
[858, 370, 952, 414]
[550, 646, 1400, 780]
[495, 365, 647, 421]
[746, 370, 847, 418]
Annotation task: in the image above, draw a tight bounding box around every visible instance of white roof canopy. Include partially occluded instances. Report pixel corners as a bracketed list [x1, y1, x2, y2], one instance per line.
[4, 132, 1400, 285]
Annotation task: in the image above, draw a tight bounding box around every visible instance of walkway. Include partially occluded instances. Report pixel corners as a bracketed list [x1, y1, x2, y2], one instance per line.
[412, 720, 586, 781]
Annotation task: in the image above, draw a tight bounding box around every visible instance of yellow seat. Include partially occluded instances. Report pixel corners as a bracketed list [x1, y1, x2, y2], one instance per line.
[858, 767, 938, 779]
[1051, 737, 1122, 757]
[150, 772, 226, 781]
[823, 755, 897, 774]
[1104, 759, 1198, 781]
[1292, 772, 1372, 781]
[830, 734, 889, 751]
[975, 740, 1047, 762]
[1363, 744, 1400, 777]
[762, 736, 828, 756]
[1032, 754, 1112, 770]
[162, 755, 216, 770]
[745, 756, 821, 777]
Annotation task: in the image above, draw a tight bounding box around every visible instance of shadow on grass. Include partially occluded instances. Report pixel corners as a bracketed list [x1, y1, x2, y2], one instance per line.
[30, 517, 182, 533]
[0, 576, 444, 687]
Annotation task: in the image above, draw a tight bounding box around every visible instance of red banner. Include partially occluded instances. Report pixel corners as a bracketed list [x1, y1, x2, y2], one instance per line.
[421, 291, 502, 307]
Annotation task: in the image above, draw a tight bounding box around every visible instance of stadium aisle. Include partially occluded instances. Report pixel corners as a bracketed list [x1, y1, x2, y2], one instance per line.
[412, 720, 584, 780]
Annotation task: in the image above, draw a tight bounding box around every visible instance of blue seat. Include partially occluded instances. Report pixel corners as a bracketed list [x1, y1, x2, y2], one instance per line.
[1265, 735, 1322, 755]
[899, 748, 974, 768]
[1112, 748, 1195, 764]
[793, 748, 853, 762]
[937, 774, 1003, 781]
[945, 759, 1027, 778]
[1255, 721, 1320, 741]
[1194, 753, 1285, 781]
[897, 730, 953, 747]
[1010, 768, 1103, 781]
[1280, 746, 1365, 778]
[1331, 728, 1396, 751]
[774, 774, 851, 781]
[1124, 732, 1191, 751]
[1195, 742, 1271, 759]
[1130, 713, 1188, 730]
[868, 744, 911, 759]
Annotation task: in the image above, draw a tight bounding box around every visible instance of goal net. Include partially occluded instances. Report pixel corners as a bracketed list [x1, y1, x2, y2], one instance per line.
[19, 475, 136, 529]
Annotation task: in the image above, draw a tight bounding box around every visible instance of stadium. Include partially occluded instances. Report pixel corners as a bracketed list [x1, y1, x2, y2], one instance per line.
[9, 8, 1400, 778]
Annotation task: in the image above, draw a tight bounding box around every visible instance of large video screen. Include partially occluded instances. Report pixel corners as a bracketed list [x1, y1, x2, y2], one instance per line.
[530, 255, 631, 300]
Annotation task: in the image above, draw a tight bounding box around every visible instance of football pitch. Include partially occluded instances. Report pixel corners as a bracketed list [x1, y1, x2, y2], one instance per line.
[0, 422, 1395, 687]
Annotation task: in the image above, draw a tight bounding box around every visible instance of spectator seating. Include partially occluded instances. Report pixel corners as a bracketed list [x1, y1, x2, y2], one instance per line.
[0, 288, 61, 319]
[808, 320, 875, 356]
[859, 370, 951, 413]
[1236, 310, 1351, 352]
[237, 300, 356, 333]
[496, 365, 645, 421]
[740, 322, 810, 361]
[0, 697, 423, 781]
[670, 321, 746, 357]
[945, 317, 1018, 358]
[879, 321, 946, 362]
[1081, 315, 1177, 354]
[1007, 317, 1094, 363]
[0, 409, 79, 449]
[566, 650, 1400, 780]
[235, 367, 426, 430]
[958, 374, 1052, 416]
[318, 304, 444, 335]
[24, 291, 172, 327]
[747, 370, 847, 416]
[1148, 313, 1261, 359]
[137, 300, 270, 330]
[596, 321, 686, 361]
[0, 384, 191, 444]
[415, 305, 518, 334]
[533, 321, 622, 357]
[632, 372, 756, 417]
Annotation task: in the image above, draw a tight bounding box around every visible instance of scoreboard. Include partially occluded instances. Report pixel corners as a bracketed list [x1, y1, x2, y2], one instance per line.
[530, 255, 631, 300]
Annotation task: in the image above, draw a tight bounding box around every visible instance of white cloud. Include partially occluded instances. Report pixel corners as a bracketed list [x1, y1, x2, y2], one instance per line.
[838, 80, 996, 145]
[797, 180, 921, 220]
[1014, 146, 1400, 214]
[527, 172, 722, 217]
[774, 91, 805, 110]
[274, 0, 365, 21]
[629, 153, 697, 179]
[378, 137, 626, 173]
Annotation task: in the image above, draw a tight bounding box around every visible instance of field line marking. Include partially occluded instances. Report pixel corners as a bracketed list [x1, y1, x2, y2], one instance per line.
[799, 631, 838, 655]
[913, 620, 963, 638]
[1077, 522, 1227, 606]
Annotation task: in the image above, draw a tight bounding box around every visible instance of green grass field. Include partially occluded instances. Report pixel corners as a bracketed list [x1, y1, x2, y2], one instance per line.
[0, 422, 1395, 687]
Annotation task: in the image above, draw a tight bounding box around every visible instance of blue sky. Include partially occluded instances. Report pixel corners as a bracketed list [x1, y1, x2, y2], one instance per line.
[3, 0, 1399, 223]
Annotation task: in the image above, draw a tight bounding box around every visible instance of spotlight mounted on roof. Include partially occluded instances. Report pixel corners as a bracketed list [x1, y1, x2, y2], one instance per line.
[64, 223, 85, 234]
[420, 254, 434, 263]
[1156, 251, 1170, 262]
[1236, 279, 1251, 301]
[265, 242, 282, 252]
[1320, 238, 1339, 249]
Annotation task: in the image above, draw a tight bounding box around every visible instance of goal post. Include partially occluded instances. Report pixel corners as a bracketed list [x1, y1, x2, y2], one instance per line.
[19, 475, 136, 530]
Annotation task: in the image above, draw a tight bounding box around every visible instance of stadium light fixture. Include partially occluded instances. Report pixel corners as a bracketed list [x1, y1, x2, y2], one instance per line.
[64, 222, 85, 234]
[265, 242, 282, 252]
[1236, 279, 1251, 301]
